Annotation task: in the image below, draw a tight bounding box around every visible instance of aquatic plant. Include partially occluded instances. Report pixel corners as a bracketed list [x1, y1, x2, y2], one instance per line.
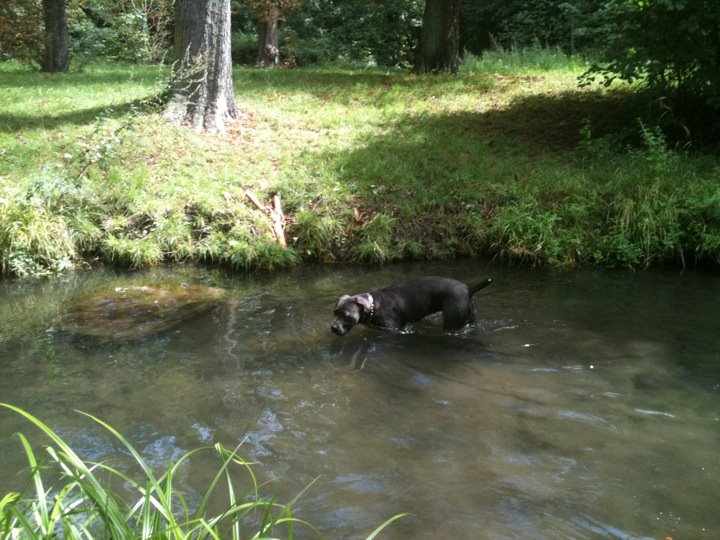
[0, 403, 408, 539]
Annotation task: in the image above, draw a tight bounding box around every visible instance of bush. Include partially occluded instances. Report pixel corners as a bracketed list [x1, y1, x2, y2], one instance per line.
[231, 30, 258, 65]
[282, 0, 422, 67]
[0, 0, 43, 64]
[580, 0, 720, 140]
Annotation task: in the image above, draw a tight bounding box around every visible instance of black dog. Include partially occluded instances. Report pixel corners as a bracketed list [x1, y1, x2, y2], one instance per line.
[330, 276, 492, 336]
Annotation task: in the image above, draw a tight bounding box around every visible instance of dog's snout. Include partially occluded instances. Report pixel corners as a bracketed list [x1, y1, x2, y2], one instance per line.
[330, 320, 347, 336]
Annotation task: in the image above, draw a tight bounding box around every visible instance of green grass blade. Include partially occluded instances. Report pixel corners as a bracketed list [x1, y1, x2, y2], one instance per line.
[365, 512, 412, 540]
[73, 409, 180, 531]
[6, 506, 41, 540]
[193, 443, 259, 523]
[16, 433, 50, 535]
[0, 403, 133, 537]
[1, 404, 410, 540]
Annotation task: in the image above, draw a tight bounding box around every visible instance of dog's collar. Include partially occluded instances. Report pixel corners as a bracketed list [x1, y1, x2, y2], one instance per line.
[365, 293, 374, 322]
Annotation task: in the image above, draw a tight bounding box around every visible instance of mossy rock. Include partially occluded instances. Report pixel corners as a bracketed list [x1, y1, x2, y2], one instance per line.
[58, 283, 227, 340]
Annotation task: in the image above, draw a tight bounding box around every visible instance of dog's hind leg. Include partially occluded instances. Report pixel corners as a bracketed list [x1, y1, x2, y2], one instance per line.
[441, 300, 473, 331]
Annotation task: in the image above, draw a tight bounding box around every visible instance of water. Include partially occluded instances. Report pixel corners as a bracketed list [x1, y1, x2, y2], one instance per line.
[1, 261, 719, 539]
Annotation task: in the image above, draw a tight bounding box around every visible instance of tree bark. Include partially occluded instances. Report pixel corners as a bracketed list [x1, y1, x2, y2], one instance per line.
[257, 17, 280, 67]
[42, 0, 69, 72]
[165, 0, 239, 133]
[415, 0, 461, 74]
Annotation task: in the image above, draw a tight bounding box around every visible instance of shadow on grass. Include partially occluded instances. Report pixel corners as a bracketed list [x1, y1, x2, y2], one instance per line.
[0, 99, 149, 132]
[323, 88, 641, 203]
[0, 63, 168, 88]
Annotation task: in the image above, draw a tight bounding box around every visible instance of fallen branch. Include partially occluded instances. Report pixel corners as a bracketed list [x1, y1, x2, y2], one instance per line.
[244, 190, 287, 247]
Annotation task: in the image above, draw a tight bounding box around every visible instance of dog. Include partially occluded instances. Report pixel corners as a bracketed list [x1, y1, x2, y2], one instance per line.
[330, 276, 492, 336]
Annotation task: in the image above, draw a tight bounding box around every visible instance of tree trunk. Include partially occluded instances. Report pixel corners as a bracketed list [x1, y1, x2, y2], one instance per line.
[257, 17, 279, 67]
[415, 0, 461, 74]
[165, 0, 239, 133]
[42, 0, 69, 72]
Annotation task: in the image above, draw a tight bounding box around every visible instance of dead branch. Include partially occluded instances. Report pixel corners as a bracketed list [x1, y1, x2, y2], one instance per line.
[244, 190, 287, 247]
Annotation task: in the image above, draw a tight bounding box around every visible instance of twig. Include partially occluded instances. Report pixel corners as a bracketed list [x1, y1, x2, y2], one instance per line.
[244, 190, 287, 247]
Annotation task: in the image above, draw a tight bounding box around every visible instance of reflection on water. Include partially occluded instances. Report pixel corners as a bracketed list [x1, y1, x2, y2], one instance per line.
[1, 261, 719, 539]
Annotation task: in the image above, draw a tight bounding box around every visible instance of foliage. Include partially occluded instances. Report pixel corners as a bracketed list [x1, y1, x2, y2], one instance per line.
[0, 403, 408, 539]
[461, 0, 605, 55]
[0, 0, 173, 65]
[282, 0, 423, 67]
[70, 0, 174, 63]
[578, 0, 720, 138]
[244, 0, 302, 22]
[231, 29, 259, 65]
[0, 0, 43, 64]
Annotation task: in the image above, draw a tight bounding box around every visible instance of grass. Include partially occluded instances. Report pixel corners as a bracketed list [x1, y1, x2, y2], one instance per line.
[1, 54, 720, 277]
[0, 403, 409, 539]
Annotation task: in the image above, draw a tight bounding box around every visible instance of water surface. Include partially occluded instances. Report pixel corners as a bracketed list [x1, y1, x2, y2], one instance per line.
[1, 261, 718, 539]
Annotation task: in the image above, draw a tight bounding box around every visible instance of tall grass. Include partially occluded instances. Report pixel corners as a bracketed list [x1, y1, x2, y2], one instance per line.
[0, 403, 408, 539]
[461, 44, 585, 75]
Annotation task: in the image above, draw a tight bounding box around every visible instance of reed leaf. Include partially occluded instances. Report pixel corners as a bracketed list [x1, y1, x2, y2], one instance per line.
[0, 403, 408, 539]
[366, 512, 413, 540]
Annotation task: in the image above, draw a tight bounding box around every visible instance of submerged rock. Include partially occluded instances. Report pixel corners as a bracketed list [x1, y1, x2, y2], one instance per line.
[58, 283, 227, 340]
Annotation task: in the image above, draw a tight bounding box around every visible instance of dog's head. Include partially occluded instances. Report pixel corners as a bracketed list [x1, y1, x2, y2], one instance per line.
[330, 294, 372, 336]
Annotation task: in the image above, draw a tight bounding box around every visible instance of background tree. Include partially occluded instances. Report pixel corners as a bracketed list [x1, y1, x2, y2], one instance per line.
[244, 0, 301, 67]
[415, 0, 461, 73]
[42, 0, 69, 71]
[164, 0, 238, 133]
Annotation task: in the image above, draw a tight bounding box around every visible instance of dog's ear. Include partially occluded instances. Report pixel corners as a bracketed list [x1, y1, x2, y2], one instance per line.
[353, 294, 372, 312]
[336, 294, 351, 308]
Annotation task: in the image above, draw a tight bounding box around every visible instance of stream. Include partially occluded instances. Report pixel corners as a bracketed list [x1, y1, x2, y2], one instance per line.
[1, 260, 718, 539]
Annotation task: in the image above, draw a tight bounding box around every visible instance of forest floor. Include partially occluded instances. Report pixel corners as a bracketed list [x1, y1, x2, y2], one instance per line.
[2, 51, 720, 278]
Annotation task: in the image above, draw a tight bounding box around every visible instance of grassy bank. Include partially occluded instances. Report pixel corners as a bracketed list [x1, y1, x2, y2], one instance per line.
[2, 52, 720, 277]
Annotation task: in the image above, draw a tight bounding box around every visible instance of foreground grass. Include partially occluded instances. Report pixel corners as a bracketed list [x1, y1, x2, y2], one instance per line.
[0, 403, 407, 539]
[2, 54, 720, 277]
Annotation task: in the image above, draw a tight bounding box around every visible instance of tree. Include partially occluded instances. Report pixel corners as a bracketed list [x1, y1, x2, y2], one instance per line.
[415, 0, 461, 73]
[42, 0, 69, 72]
[164, 0, 239, 133]
[245, 0, 302, 67]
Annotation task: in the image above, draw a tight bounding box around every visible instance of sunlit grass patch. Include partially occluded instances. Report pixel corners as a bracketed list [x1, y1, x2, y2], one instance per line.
[462, 45, 588, 76]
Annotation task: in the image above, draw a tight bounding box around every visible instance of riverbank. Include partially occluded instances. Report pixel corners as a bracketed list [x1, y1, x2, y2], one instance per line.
[2, 53, 720, 278]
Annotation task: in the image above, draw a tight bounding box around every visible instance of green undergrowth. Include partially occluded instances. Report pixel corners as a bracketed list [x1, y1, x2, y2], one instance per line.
[0, 403, 408, 539]
[2, 57, 720, 277]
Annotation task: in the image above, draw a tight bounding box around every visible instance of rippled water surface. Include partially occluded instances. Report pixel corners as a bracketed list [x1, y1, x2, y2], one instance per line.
[1, 261, 719, 539]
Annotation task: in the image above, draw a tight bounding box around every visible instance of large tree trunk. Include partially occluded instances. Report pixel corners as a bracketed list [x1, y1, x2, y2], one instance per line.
[257, 17, 279, 67]
[415, 0, 461, 74]
[42, 0, 69, 72]
[165, 0, 239, 133]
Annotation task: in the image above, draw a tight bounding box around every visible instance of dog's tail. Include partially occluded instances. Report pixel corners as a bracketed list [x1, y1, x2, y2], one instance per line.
[469, 278, 492, 296]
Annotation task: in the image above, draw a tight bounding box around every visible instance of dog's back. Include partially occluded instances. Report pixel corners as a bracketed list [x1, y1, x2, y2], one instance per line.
[374, 276, 491, 327]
